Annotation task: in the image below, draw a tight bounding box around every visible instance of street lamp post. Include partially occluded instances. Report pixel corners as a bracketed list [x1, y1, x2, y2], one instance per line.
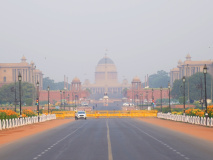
[133, 91, 135, 106]
[146, 91, 148, 108]
[75, 95, 77, 107]
[168, 82, 171, 113]
[36, 81, 40, 121]
[182, 76, 186, 115]
[152, 88, 154, 109]
[142, 93, 143, 110]
[18, 72, 22, 118]
[68, 94, 70, 111]
[200, 77, 203, 110]
[63, 91, 65, 110]
[47, 86, 50, 114]
[14, 79, 17, 112]
[203, 64, 208, 125]
[160, 86, 162, 112]
[136, 94, 138, 107]
[60, 90, 62, 108]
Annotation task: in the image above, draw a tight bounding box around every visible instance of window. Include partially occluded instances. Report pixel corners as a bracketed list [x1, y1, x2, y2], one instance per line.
[3, 77, 6, 82]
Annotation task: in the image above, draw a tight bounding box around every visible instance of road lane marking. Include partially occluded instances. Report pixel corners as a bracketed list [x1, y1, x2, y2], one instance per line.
[33, 122, 87, 160]
[106, 120, 113, 160]
[127, 121, 190, 160]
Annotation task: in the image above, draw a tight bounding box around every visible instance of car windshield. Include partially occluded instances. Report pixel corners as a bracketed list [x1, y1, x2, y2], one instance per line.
[78, 111, 85, 114]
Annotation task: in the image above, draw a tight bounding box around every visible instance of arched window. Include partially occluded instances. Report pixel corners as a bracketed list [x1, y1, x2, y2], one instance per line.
[3, 77, 6, 82]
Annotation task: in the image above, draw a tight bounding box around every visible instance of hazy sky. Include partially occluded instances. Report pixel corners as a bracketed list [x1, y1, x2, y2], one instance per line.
[0, 0, 213, 83]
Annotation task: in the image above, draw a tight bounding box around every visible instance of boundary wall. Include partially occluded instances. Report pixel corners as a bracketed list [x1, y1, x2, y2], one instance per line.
[0, 114, 56, 130]
[157, 113, 213, 127]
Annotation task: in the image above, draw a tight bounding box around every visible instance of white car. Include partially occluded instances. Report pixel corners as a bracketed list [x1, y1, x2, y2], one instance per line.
[75, 111, 87, 120]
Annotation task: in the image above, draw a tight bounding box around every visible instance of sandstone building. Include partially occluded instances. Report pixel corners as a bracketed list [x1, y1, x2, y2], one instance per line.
[127, 76, 169, 105]
[170, 54, 213, 86]
[0, 56, 43, 89]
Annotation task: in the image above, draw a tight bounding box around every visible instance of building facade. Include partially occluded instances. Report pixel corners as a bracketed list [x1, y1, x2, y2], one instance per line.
[82, 56, 130, 99]
[127, 76, 169, 104]
[170, 54, 213, 86]
[39, 77, 89, 105]
[0, 56, 43, 89]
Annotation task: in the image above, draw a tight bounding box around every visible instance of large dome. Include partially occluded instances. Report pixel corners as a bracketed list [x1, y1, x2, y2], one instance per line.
[98, 57, 114, 64]
[95, 56, 117, 73]
[95, 56, 118, 84]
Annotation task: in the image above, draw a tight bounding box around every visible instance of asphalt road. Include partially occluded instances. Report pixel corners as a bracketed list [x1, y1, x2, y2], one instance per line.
[1, 118, 213, 160]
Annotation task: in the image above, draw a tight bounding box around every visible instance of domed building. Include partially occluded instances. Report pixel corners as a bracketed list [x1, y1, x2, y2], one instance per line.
[83, 56, 130, 99]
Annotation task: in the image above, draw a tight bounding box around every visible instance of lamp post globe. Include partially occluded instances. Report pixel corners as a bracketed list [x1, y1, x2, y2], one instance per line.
[36, 81, 39, 87]
[203, 64, 207, 74]
[18, 73, 22, 81]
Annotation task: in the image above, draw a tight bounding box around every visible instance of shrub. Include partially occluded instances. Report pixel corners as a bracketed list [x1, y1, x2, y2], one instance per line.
[0, 110, 19, 120]
[22, 109, 36, 117]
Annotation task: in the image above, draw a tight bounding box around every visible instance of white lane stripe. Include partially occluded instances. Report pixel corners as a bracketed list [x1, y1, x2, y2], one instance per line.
[33, 122, 87, 160]
[127, 121, 190, 160]
[106, 120, 113, 160]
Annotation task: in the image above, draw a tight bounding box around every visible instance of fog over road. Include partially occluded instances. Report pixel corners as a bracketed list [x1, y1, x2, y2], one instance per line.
[1, 118, 213, 160]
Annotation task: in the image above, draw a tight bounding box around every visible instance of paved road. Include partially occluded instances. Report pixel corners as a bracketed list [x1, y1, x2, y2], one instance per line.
[1, 119, 213, 160]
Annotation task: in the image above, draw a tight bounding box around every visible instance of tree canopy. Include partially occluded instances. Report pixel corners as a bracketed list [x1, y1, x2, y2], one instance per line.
[43, 77, 69, 90]
[171, 72, 212, 101]
[148, 70, 170, 88]
[0, 82, 35, 105]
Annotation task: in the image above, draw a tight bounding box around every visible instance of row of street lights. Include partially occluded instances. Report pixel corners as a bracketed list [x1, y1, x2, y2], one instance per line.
[182, 64, 208, 112]
[160, 65, 208, 117]
[18, 72, 40, 119]
[181, 64, 208, 124]
[60, 90, 72, 110]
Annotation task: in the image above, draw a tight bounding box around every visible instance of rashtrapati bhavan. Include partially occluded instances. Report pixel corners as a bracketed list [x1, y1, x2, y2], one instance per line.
[0, 56, 43, 89]
[82, 56, 130, 99]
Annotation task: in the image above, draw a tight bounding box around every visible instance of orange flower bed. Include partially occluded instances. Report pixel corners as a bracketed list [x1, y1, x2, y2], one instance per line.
[185, 105, 213, 118]
[22, 109, 36, 117]
[0, 110, 18, 120]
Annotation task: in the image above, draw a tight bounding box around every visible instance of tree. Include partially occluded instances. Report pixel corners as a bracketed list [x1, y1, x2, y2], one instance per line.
[148, 70, 170, 88]
[0, 82, 35, 105]
[43, 77, 68, 90]
[171, 72, 212, 102]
